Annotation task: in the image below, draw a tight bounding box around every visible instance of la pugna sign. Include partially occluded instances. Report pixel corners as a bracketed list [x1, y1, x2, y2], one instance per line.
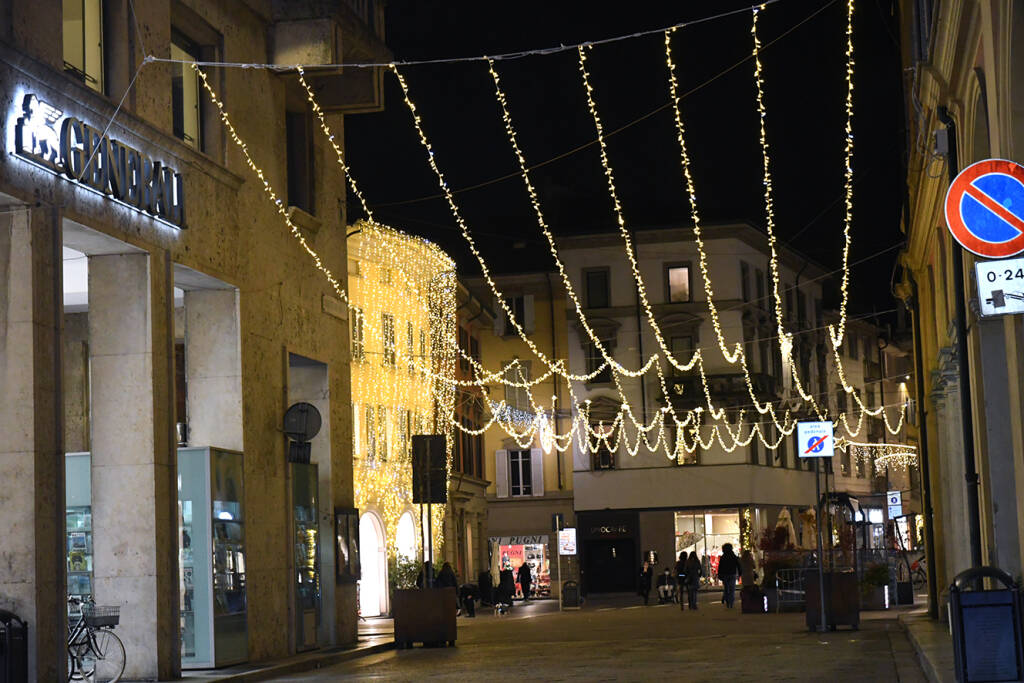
[13, 94, 186, 227]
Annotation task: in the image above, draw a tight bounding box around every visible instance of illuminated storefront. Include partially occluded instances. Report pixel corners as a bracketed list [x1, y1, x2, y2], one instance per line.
[489, 535, 552, 598]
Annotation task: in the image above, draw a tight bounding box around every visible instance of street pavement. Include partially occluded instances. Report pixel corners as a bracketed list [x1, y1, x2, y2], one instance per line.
[276, 593, 927, 682]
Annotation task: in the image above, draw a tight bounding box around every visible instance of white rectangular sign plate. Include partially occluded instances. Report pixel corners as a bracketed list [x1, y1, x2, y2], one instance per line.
[796, 421, 835, 458]
[976, 258, 1024, 316]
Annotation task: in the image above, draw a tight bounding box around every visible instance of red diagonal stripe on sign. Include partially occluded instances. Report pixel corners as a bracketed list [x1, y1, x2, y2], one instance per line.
[804, 435, 827, 454]
[964, 183, 1024, 237]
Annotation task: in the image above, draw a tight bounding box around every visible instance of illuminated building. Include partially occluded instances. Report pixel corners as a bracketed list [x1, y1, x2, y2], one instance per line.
[347, 220, 457, 616]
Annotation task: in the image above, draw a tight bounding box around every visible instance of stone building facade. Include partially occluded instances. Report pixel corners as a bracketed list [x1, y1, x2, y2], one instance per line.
[0, 0, 387, 678]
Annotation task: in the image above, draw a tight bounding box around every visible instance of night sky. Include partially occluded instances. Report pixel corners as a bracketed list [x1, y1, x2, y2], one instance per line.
[344, 0, 906, 315]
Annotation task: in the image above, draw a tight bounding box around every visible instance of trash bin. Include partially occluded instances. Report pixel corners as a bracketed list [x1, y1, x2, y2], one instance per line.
[0, 609, 28, 683]
[562, 581, 580, 610]
[949, 566, 1024, 683]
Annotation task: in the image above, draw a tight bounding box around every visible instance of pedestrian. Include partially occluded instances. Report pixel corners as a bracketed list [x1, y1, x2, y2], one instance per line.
[458, 583, 478, 617]
[685, 551, 703, 610]
[517, 561, 533, 601]
[675, 551, 688, 610]
[717, 543, 740, 608]
[656, 568, 676, 603]
[436, 561, 459, 612]
[415, 560, 434, 589]
[638, 560, 653, 605]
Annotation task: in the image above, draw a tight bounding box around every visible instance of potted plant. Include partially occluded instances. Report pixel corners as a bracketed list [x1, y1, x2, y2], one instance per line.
[860, 562, 891, 610]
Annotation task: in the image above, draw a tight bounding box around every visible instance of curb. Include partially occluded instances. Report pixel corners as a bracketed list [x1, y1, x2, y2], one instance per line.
[897, 613, 951, 683]
[187, 640, 395, 682]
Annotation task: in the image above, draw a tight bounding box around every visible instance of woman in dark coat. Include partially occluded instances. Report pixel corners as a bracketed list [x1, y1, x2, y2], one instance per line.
[684, 552, 703, 610]
[638, 561, 653, 605]
[517, 561, 533, 601]
[716, 543, 740, 608]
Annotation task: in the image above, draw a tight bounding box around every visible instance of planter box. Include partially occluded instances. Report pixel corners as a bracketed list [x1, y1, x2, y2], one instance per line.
[392, 588, 457, 649]
[806, 570, 859, 630]
[741, 587, 766, 613]
[861, 585, 889, 610]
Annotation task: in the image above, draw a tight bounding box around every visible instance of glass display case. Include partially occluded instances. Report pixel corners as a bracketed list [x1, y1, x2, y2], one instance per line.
[65, 453, 92, 602]
[292, 462, 321, 651]
[178, 447, 247, 668]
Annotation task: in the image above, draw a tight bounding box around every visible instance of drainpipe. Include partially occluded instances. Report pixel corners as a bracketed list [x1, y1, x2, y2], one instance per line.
[906, 272, 940, 618]
[547, 273, 564, 490]
[936, 105, 983, 571]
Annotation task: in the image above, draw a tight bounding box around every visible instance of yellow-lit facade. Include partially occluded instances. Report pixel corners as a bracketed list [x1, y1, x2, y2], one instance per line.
[347, 221, 457, 569]
[897, 0, 1024, 614]
[465, 273, 576, 596]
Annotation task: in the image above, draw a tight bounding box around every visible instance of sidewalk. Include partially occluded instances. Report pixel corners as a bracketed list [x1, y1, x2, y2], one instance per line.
[898, 608, 955, 683]
[180, 635, 393, 682]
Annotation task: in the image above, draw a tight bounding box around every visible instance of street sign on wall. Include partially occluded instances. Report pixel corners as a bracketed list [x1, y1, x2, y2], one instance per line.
[797, 421, 835, 458]
[944, 159, 1024, 258]
[887, 490, 903, 518]
[976, 256, 1024, 316]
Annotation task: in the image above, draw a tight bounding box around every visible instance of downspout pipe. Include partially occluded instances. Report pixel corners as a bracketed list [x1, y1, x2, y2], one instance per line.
[906, 272, 940, 618]
[936, 105, 983, 570]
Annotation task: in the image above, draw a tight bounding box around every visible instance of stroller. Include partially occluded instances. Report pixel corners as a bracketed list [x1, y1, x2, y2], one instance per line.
[494, 568, 516, 615]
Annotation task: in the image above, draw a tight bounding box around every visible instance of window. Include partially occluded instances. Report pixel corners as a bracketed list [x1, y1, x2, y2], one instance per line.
[377, 405, 387, 461]
[750, 437, 760, 465]
[407, 322, 415, 374]
[670, 336, 694, 373]
[350, 308, 365, 361]
[586, 343, 611, 384]
[592, 436, 615, 470]
[458, 327, 470, 372]
[286, 109, 315, 214]
[755, 269, 766, 309]
[784, 287, 793, 322]
[365, 405, 376, 461]
[849, 335, 859, 360]
[759, 339, 770, 375]
[470, 336, 480, 365]
[665, 263, 691, 303]
[584, 269, 610, 309]
[381, 313, 396, 366]
[63, 0, 104, 92]
[509, 450, 533, 496]
[841, 446, 852, 477]
[171, 32, 202, 149]
[740, 262, 751, 302]
[503, 361, 531, 413]
[797, 290, 807, 328]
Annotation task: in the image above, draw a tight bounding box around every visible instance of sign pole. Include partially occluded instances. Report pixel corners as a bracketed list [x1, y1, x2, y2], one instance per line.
[815, 456, 828, 632]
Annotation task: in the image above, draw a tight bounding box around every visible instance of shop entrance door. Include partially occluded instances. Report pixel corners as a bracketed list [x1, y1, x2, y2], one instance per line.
[358, 512, 388, 617]
[583, 539, 636, 593]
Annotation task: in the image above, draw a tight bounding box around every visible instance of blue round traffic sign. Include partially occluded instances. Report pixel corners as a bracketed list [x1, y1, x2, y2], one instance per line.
[945, 159, 1024, 258]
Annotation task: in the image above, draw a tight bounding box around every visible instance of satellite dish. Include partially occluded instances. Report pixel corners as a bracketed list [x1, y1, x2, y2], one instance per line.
[283, 402, 322, 442]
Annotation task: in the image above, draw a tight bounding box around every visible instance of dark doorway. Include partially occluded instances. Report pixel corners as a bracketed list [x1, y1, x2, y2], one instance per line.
[583, 539, 636, 593]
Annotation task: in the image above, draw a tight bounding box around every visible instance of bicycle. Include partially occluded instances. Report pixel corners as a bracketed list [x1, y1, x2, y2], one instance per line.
[67, 596, 126, 682]
[910, 558, 928, 591]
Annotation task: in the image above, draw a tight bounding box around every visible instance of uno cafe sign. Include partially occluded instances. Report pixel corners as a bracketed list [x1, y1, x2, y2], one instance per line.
[13, 94, 186, 227]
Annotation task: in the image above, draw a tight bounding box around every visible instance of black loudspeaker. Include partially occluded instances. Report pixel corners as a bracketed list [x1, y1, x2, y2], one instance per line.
[412, 435, 447, 504]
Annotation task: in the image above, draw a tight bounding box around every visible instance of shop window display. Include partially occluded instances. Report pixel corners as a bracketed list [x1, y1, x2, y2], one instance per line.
[65, 453, 93, 602]
[493, 540, 551, 598]
[674, 509, 742, 586]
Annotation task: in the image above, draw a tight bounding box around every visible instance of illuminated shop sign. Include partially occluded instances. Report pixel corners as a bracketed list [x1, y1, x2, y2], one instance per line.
[13, 94, 186, 227]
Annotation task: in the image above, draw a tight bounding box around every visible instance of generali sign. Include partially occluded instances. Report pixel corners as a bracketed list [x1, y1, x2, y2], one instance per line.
[13, 93, 186, 227]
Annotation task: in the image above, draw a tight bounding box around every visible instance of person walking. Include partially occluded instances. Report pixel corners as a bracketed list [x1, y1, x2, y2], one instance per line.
[638, 560, 653, 605]
[517, 561, 533, 601]
[684, 551, 703, 610]
[675, 552, 689, 610]
[717, 543, 740, 608]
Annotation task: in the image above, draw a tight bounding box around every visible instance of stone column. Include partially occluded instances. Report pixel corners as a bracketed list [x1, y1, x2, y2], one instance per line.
[88, 252, 178, 679]
[0, 206, 66, 681]
[184, 289, 243, 450]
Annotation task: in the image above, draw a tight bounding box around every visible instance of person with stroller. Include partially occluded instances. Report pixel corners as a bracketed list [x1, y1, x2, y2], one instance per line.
[684, 551, 703, 610]
[656, 568, 677, 603]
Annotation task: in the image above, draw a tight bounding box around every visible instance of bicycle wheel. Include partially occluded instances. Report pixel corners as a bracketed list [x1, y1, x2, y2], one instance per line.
[912, 569, 926, 590]
[79, 630, 126, 683]
[68, 641, 90, 680]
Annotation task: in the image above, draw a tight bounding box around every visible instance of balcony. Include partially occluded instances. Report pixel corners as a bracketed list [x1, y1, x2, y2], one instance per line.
[272, 0, 391, 113]
[660, 372, 778, 411]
